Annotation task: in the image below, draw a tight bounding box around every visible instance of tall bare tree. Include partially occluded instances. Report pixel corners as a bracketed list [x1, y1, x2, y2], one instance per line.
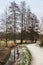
[9, 1, 20, 43]
[1, 8, 9, 46]
[20, 1, 26, 44]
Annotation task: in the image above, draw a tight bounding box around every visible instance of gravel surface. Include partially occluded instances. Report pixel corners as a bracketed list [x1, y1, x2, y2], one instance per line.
[26, 44, 43, 65]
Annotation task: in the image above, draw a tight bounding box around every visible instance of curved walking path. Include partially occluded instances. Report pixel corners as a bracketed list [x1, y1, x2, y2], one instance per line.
[26, 44, 43, 65]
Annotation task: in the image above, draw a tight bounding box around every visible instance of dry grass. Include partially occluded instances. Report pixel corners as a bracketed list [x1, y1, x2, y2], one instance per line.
[0, 40, 16, 48]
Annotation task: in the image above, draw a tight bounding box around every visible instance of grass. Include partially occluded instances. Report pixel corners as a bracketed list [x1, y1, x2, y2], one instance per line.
[39, 38, 43, 47]
[22, 45, 32, 65]
[39, 44, 43, 47]
[14, 45, 32, 65]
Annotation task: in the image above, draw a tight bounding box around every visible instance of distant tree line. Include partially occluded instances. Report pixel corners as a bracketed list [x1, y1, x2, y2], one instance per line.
[0, 1, 39, 44]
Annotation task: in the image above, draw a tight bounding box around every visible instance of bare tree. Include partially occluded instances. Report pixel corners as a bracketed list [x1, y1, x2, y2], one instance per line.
[1, 8, 9, 46]
[20, 1, 26, 44]
[9, 1, 20, 43]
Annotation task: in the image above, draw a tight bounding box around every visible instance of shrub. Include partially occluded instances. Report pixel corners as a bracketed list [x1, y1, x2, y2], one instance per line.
[39, 35, 43, 47]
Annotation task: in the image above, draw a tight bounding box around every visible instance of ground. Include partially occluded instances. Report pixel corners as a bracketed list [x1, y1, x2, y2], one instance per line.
[26, 44, 43, 65]
[5, 41, 43, 65]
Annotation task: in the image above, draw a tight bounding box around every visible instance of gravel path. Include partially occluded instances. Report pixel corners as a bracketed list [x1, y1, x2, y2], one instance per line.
[26, 44, 43, 65]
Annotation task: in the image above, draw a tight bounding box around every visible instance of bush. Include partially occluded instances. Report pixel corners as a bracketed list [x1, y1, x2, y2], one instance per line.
[39, 35, 43, 47]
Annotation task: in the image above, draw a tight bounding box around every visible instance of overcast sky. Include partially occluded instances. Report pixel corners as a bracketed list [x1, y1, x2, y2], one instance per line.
[0, 0, 43, 21]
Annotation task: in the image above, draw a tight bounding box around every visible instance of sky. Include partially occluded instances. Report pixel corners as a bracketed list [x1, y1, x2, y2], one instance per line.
[0, 0, 43, 21]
